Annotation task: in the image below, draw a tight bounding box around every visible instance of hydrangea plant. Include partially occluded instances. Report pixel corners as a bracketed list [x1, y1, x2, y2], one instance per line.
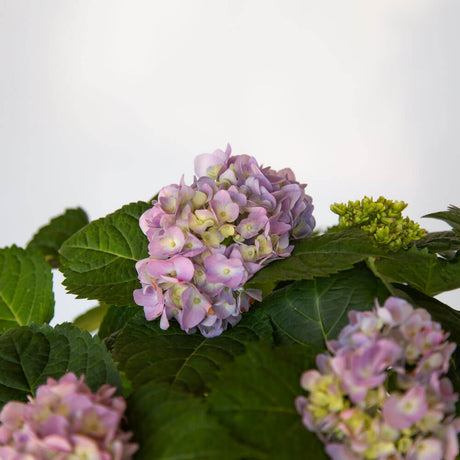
[1, 147, 459, 459]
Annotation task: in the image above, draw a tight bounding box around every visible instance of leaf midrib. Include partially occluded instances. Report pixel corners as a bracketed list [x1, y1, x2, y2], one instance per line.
[170, 339, 207, 387]
[61, 245, 137, 261]
[313, 282, 327, 344]
[0, 290, 23, 326]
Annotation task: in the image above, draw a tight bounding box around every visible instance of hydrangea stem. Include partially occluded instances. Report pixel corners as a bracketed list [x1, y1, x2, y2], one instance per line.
[366, 256, 397, 296]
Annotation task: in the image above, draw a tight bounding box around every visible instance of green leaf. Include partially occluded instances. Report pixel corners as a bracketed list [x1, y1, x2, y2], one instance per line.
[128, 343, 327, 459]
[246, 227, 460, 298]
[27, 208, 89, 268]
[374, 246, 460, 296]
[246, 228, 385, 287]
[113, 307, 273, 396]
[98, 305, 142, 340]
[0, 246, 54, 332]
[128, 384, 261, 460]
[73, 304, 109, 333]
[244, 224, 460, 298]
[207, 342, 328, 459]
[0, 323, 122, 409]
[254, 264, 389, 348]
[60, 201, 150, 306]
[424, 205, 460, 235]
[415, 231, 460, 260]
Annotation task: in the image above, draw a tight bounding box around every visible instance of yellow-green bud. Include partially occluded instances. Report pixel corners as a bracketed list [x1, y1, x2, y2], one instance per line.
[330, 196, 426, 251]
[220, 224, 235, 238]
[397, 436, 413, 453]
[192, 191, 208, 208]
[364, 442, 396, 459]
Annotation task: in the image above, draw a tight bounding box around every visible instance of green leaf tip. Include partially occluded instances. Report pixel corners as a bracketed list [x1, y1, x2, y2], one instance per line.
[27, 207, 89, 268]
[424, 204, 460, 236]
[73, 304, 109, 333]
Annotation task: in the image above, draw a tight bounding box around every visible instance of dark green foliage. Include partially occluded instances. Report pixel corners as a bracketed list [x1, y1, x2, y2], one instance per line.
[247, 228, 385, 286]
[128, 384, 261, 460]
[374, 245, 460, 296]
[254, 264, 389, 348]
[415, 231, 460, 253]
[113, 307, 273, 396]
[98, 305, 142, 340]
[207, 343, 328, 460]
[126, 343, 327, 460]
[248, 227, 460, 297]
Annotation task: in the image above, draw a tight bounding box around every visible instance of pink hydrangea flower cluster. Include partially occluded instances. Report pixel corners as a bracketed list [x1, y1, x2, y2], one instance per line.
[134, 145, 315, 337]
[0, 373, 137, 460]
[295, 297, 460, 460]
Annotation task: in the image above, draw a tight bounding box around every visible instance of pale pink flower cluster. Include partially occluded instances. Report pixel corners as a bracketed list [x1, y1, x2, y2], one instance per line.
[134, 145, 315, 337]
[0, 373, 137, 460]
[295, 297, 460, 460]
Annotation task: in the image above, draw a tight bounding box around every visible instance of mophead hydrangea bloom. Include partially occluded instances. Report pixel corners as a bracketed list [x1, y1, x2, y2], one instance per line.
[295, 297, 460, 460]
[134, 145, 315, 337]
[0, 373, 137, 460]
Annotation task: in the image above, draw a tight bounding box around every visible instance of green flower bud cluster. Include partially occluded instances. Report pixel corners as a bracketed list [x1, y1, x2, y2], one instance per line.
[330, 196, 426, 251]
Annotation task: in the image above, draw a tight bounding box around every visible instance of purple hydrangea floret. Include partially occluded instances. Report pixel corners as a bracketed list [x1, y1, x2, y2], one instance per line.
[0, 373, 138, 460]
[134, 145, 315, 337]
[295, 297, 460, 460]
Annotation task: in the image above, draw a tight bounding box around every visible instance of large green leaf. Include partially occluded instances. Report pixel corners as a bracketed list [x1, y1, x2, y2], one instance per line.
[207, 342, 328, 460]
[247, 227, 460, 297]
[424, 205, 460, 235]
[247, 228, 385, 287]
[254, 264, 389, 348]
[128, 384, 261, 460]
[374, 246, 460, 296]
[0, 246, 54, 332]
[128, 343, 326, 459]
[27, 207, 89, 268]
[0, 323, 122, 409]
[60, 201, 150, 306]
[113, 307, 273, 396]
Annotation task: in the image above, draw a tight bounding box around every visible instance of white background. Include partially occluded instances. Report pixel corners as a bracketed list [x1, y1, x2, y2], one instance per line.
[0, 1, 459, 323]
